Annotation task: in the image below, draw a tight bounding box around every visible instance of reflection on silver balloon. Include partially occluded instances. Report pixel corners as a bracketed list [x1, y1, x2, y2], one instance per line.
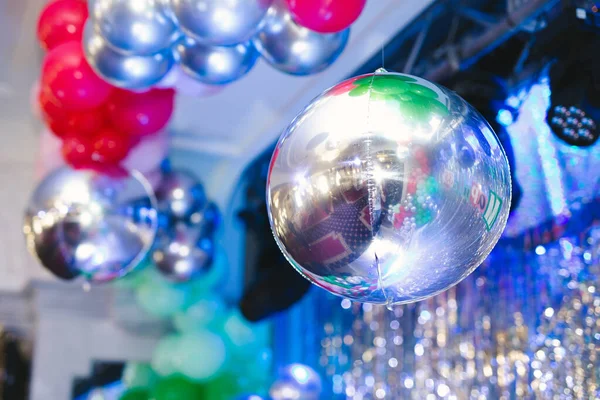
[152, 222, 214, 282]
[175, 37, 258, 85]
[252, 0, 349, 76]
[23, 167, 158, 282]
[267, 70, 511, 304]
[155, 169, 206, 220]
[270, 364, 321, 400]
[83, 22, 175, 89]
[92, 0, 179, 55]
[169, 0, 272, 46]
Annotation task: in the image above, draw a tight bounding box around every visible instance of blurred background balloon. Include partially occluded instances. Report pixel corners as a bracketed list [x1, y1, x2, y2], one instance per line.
[83, 22, 175, 89]
[222, 310, 269, 357]
[269, 364, 322, 400]
[174, 331, 227, 381]
[122, 362, 158, 390]
[23, 166, 157, 282]
[106, 89, 175, 137]
[286, 0, 366, 33]
[155, 169, 206, 220]
[151, 335, 182, 377]
[136, 275, 190, 317]
[176, 37, 259, 85]
[92, 0, 179, 55]
[42, 41, 113, 110]
[151, 375, 203, 400]
[119, 388, 150, 400]
[252, 0, 349, 76]
[37, 0, 89, 51]
[173, 294, 226, 332]
[235, 396, 267, 400]
[169, 0, 272, 46]
[152, 222, 214, 282]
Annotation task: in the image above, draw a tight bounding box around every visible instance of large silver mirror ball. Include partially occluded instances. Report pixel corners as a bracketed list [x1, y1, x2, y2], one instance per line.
[23, 167, 158, 283]
[266, 71, 512, 305]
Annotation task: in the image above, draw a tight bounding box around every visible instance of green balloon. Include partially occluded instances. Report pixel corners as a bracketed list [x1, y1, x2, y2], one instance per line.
[151, 376, 203, 400]
[119, 388, 149, 400]
[151, 335, 181, 377]
[199, 373, 243, 400]
[122, 362, 157, 389]
[173, 295, 227, 333]
[222, 310, 269, 357]
[175, 331, 227, 382]
[136, 279, 189, 318]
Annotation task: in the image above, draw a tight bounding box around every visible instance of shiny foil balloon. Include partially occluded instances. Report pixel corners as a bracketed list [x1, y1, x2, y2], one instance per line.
[252, 0, 349, 76]
[152, 222, 214, 282]
[83, 22, 175, 89]
[23, 166, 157, 282]
[266, 70, 511, 304]
[169, 0, 272, 46]
[175, 37, 258, 85]
[155, 169, 206, 220]
[92, 0, 179, 55]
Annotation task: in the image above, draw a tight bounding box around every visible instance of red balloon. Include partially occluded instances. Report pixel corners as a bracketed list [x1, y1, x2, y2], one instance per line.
[42, 41, 113, 110]
[93, 128, 131, 164]
[286, 0, 366, 33]
[106, 89, 175, 137]
[39, 89, 106, 138]
[62, 135, 94, 167]
[37, 0, 88, 51]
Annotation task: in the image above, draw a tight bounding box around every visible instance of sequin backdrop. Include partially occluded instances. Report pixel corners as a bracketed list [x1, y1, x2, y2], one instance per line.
[272, 80, 600, 399]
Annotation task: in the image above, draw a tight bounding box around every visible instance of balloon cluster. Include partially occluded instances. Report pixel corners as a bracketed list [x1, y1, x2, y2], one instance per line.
[36, 0, 175, 173]
[152, 168, 218, 282]
[81, 0, 364, 91]
[115, 253, 274, 399]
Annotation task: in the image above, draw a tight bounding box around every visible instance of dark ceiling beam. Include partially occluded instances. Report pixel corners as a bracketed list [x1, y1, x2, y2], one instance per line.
[425, 0, 560, 82]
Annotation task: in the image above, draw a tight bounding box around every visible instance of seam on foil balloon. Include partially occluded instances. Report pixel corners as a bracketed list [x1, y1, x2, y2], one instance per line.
[365, 70, 387, 305]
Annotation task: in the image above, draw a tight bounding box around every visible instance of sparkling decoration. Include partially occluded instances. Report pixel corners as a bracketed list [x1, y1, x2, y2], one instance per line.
[252, 0, 349, 76]
[267, 70, 511, 305]
[23, 166, 158, 282]
[269, 364, 322, 400]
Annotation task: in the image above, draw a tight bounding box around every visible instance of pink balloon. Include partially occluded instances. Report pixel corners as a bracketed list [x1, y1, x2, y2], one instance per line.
[122, 131, 168, 175]
[36, 129, 65, 179]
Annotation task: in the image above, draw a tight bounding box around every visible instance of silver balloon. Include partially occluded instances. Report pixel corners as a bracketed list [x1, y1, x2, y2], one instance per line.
[155, 169, 206, 220]
[269, 364, 322, 400]
[92, 0, 179, 55]
[175, 36, 258, 85]
[252, 0, 349, 76]
[23, 167, 158, 282]
[267, 70, 511, 304]
[83, 22, 175, 89]
[152, 222, 214, 282]
[169, 0, 272, 46]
